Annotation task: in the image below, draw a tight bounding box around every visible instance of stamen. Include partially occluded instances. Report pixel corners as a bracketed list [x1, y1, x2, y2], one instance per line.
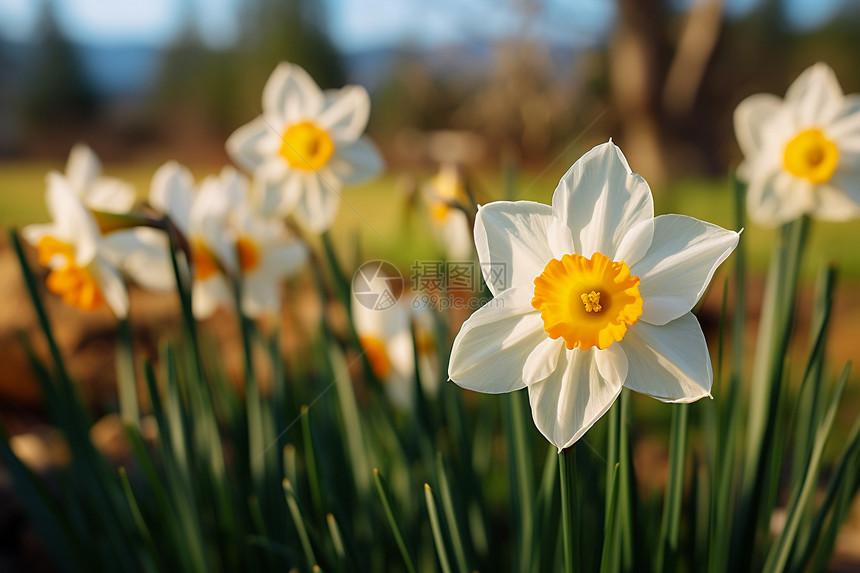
[581, 291, 602, 313]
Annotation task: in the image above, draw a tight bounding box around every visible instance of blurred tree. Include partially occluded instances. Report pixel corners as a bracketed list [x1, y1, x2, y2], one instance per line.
[608, 0, 725, 186]
[151, 0, 346, 157]
[238, 0, 345, 90]
[23, 0, 98, 131]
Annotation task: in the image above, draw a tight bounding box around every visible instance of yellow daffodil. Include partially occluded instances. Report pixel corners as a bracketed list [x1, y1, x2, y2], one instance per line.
[22, 173, 129, 317]
[735, 63, 860, 225]
[448, 141, 739, 451]
[226, 62, 384, 233]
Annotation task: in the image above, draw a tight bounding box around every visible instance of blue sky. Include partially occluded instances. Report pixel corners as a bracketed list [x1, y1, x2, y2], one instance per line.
[0, 0, 852, 52]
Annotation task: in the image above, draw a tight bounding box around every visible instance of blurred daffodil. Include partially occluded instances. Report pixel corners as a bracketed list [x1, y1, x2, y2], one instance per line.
[230, 197, 308, 318]
[226, 62, 384, 233]
[735, 63, 860, 225]
[64, 144, 136, 213]
[120, 163, 307, 319]
[448, 141, 739, 451]
[23, 173, 129, 317]
[352, 285, 439, 409]
[424, 163, 474, 260]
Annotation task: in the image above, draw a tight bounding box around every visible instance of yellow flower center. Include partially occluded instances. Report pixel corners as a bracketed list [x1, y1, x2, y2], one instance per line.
[46, 263, 105, 312]
[532, 252, 643, 351]
[359, 336, 392, 379]
[581, 291, 602, 313]
[428, 168, 465, 224]
[36, 236, 104, 312]
[279, 121, 335, 171]
[237, 236, 262, 273]
[430, 203, 450, 223]
[191, 239, 219, 280]
[36, 236, 75, 266]
[783, 128, 839, 184]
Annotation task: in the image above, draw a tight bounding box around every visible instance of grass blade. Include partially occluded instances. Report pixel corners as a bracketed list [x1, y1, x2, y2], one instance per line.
[763, 362, 851, 573]
[283, 478, 318, 569]
[425, 483, 453, 573]
[656, 404, 689, 572]
[373, 468, 417, 573]
[436, 452, 470, 573]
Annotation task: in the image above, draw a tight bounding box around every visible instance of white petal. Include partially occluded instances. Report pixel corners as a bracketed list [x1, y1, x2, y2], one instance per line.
[552, 141, 654, 259]
[352, 295, 409, 339]
[193, 171, 243, 251]
[260, 240, 308, 277]
[632, 214, 739, 326]
[437, 208, 474, 260]
[192, 277, 231, 319]
[292, 174, 341, 233]
[733, 93, 784, 158]
[785, 62, 845, 127]
[93, 257, 129, 319]
[318, 86, 371, 141]
[387, 327, 415, 379]
[448, 287, 546, 394]
[595, 343, 628, 387]
[614, 217, 654, 269]
[262, 62, 324, 125]
[65, 144, 100, 194]
[226, 116, 275, 173]
[827, 94, 860, 149]
[810, 176, 860, 221]
[102, 228, 175, 292]
[21, 224, 54, 248]
[253, 159, 294, 214]
[527, 347, 623, 451]
[150, 162, 194, 233]
[328, 138, 384, 185]
[241, 276, 280, 317]
[84, 178, 137, 213]
[45, 173, 99, 266]
[618, 313, 712, 403]
[523, 337, 564, 385]
[473, 200, 555, 296]
[746, 169, 814, 226]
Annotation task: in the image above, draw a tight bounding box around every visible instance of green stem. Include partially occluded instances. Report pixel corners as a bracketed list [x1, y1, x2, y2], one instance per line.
[735, 216, 808, 567]
[559, 447, 578, 573]
[116, 318, 140, 429]
[506, 391, 535, 571]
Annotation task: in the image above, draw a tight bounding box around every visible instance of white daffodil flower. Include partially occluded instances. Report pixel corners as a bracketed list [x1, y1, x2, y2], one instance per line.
[118, 162, 307, 319]
[448, 141, 740, 451]
[64, 144, 136, 213]
[231, 198, 308, 318]
[226, 62, 384, 233]
[424, 164, 474, 260]
[22, 173, 129, 317]
[351, 288, 439, 409]
[734, 63, 860, 225]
